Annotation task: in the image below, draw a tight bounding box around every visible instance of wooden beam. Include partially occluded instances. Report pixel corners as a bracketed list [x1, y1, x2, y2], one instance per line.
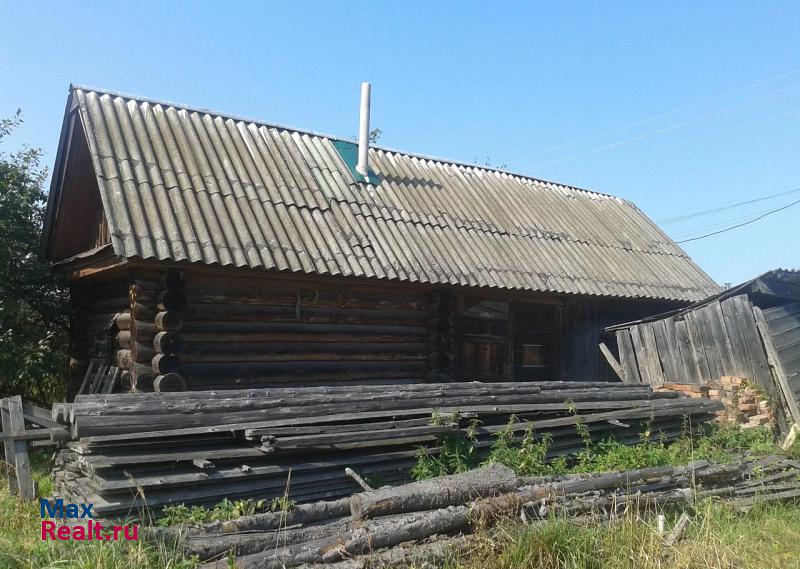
[598, 342, 624, 381]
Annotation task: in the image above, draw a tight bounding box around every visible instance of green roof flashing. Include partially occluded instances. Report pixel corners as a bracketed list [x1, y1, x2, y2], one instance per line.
[331, 140, 381, 185]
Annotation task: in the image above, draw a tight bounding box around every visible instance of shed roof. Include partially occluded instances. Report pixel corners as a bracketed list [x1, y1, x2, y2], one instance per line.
[606, 269, 800, 330]
[43, 85, 720, 301]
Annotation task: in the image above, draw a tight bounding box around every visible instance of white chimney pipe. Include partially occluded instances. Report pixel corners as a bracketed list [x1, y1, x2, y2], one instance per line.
[356, 82, 371, 178]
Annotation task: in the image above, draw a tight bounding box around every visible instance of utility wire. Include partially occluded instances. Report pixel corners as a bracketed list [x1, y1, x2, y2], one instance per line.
[518, 83, 800, 170]
[505, 67, 800, 165]
[660, 186, 800, 224]
[675, 194, 800, 243]
[671, 205, 789, 238]
[558, 108, 800, 179]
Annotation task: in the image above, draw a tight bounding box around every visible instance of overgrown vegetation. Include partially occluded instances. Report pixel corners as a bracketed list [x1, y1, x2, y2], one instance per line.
[0, 112, 68, 404]
[412, 413, 795, 481]
[158, 498, 270, 527]
[445, 501, 800, 569]
[0, 454, 192, 569]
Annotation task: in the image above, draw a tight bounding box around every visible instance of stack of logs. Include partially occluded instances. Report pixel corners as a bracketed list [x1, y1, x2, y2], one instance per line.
[50, 382, 722, 517]
[156, 455, 800, 569]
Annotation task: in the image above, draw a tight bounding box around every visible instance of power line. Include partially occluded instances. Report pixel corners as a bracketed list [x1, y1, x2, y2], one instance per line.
[675, 193, 800, 243]
[505, 67, 800, 165]
[671, 205, 787, 239]
[558, 108, 800, 179]
[659, 186, 800, 224]
[518, 82, 800, 170]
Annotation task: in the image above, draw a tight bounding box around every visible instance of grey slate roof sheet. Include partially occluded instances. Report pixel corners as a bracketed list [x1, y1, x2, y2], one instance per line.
[61, 85, 720, 301]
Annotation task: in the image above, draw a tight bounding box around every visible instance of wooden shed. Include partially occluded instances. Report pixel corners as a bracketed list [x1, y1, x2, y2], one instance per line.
[607, 269, 800, 428]
[42, 85, 720, 399]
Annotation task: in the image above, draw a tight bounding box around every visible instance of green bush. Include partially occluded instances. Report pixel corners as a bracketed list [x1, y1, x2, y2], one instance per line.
[0, 112, 68, 404]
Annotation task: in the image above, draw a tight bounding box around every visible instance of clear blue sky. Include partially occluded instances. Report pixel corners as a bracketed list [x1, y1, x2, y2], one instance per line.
[2, 0, 798, 286]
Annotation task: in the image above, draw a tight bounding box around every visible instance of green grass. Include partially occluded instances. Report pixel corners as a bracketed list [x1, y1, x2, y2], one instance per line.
[0, 451, 193, 569]
[412, 417, 794, 480]
[443, 501, 800, 569]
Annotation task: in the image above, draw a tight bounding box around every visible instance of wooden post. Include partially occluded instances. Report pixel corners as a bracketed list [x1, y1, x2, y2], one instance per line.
[1, 396, 34, 499]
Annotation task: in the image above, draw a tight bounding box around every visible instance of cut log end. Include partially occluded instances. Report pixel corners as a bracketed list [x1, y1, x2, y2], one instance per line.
[155, 373, 187, 393]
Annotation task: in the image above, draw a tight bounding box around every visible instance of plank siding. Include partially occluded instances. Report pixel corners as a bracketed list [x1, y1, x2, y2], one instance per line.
[620, 295, 774, 388]
[674, 319, 701, 384]
[616, 329, 641, 383]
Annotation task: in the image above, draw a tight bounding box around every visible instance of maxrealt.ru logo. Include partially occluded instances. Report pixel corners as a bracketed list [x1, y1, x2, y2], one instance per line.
[40, 499, 138, 541]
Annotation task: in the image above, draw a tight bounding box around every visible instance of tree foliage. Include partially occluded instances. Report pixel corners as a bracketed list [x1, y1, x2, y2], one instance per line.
[0, 111, 67, 403]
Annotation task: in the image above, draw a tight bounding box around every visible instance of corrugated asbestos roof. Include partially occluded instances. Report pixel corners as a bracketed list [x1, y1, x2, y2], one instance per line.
[47, 85, 721, 301]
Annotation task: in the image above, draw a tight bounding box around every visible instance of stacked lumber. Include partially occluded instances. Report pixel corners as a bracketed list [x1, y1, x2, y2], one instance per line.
[168, 456, 800, 568]
[51, 382, 722, 517]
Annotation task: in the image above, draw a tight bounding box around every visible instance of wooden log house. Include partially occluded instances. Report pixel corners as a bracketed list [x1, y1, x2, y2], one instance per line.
[41, 85, 720, 399]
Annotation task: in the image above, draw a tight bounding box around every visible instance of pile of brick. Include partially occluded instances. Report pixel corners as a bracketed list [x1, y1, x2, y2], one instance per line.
[657, 376, 773, 429]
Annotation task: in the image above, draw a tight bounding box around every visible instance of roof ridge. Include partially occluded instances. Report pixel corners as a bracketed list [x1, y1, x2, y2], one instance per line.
[69, 83, 623, 202]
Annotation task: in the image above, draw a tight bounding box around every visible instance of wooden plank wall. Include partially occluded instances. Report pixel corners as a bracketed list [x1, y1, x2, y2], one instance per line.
[615, 294, 773, 390]
[562, 298, 680, 382]
[762, 301, 800, 405]
[172, 273, 432, 390]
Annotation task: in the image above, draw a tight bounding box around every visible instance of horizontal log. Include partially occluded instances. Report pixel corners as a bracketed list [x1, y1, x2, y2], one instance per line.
[133, 343, 155, 364]
[114, 312, 132, 331]
[153, 331, 184, 354]
[183, 283, 428, 312]
[263, 424, 459, 451]
[179, 352, 427, 364]
[181, 321, 427, 337]
[180, 342, 427, 356]
[114, 350, 132, 370]
[155, 311, 183, 331]
[157, 290, 187, 311]
[181, 303, 428, 324]
[71, 382, 642, 403]
[207, 496, 351, 534]
[68, 385, 664, 417]
[152, 354, 180, 374]
[178, 360, 427, 379]
[132, 321, 157, 344]
[83, 297, 131, 314]
[183, 518, 350, 560]
[154, 373, 186, 393]
[176, 332, 426, 344]
[115, 331, 132, 349]
[131, 302, 156, 320]
[350, 463, 517, 520]
[165, 270, 185, 291]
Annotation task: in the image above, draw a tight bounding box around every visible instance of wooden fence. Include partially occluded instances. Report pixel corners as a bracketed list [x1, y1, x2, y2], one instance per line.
[611, 294, 800, 428]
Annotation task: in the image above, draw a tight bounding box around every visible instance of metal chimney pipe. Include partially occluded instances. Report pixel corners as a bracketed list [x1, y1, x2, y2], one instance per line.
[356, 82, 371, 177]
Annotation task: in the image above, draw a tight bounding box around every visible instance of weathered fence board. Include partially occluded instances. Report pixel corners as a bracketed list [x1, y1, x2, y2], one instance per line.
[1, 396, 34, 499]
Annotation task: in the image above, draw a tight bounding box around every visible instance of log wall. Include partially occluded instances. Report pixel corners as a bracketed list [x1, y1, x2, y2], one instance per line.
[166, 272, 432, 390]
[68, 279, 130, 399]
[66, 268, 687, 396]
